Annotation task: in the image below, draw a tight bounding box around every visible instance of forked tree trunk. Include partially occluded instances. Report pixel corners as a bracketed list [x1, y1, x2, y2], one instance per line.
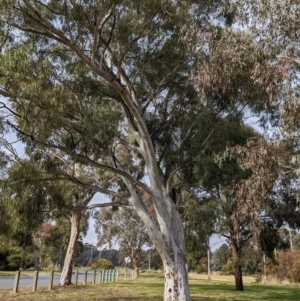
[59, 208, 81, 285]
[231, 237, 244, 291]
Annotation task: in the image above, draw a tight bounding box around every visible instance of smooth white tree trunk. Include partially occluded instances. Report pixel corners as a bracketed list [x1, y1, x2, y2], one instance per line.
[136, 192, 191, 301]
[160, 239, 190, 301]
[59, 209, 81, 285]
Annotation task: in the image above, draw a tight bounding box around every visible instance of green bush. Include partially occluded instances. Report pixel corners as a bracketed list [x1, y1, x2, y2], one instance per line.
[221, 258, 234, 275]
[6, 254, 21, 271]
[95, 258, 114, 270]
[195, 263, 207, 274]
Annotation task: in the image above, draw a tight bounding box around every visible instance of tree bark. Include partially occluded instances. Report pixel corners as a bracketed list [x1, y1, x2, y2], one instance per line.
[134, 266, 140, 278]
[146, 199, 191, 301]
[159, 238, 190, 301]
[131, 255, 140, 278]
[231, 237, 244, 291]
[59, 208, 81, 285]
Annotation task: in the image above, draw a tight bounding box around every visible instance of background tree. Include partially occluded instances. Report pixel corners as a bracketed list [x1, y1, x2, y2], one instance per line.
[182, 195, 218, 272]
[211, 244, 231, 272]
[95, 207, 150, 277]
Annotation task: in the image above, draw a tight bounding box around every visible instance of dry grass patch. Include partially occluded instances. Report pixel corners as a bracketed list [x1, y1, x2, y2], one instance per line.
[188, 272, 256, 284]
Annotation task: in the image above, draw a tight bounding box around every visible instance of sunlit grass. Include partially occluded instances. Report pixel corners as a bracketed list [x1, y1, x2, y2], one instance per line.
[1, 272, 300, 300]
[0, 271, 16, 277]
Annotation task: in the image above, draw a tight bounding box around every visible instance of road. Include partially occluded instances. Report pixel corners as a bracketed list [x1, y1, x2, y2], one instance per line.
[0, 272, 98, 289]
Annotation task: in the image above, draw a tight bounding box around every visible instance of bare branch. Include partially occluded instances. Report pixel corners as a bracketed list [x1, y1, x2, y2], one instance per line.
[83, 191, 97, 206]
[92, 6, 114, 66]
[277, 55, 300, 66]
[166, 167, 180, 194]
[3, 19, 64, 43]
[115, 136, 141, 154]
[54, 174, 130, 202]
[87, 201, 130, 209]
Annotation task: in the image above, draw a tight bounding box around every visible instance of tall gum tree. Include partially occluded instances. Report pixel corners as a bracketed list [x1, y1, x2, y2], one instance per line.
[0, 1, 226, 299]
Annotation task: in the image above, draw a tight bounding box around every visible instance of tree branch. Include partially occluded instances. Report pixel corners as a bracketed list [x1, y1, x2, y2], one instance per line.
[166, 167, 180, 194]
[5, 120, 152, 196]
[87, 201, 130, 210]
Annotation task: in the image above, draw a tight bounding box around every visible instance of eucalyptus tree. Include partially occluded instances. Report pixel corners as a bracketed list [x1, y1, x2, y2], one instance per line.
[0, 1, 227, 299]
[53, 186, 95, 285]
[182, 3, 298, 288]
[180, 117, 253, 290]
[211, 244, 231, 271]
[95, 207, 150, 277]
[1, 158, 98, 284]
[43, 216, 87, 269]
[182, 194, 218, 271]
[177, 107, 282, 290]
[223, 1, 300, 189]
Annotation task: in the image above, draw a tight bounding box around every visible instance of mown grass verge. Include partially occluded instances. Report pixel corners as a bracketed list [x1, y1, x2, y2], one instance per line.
[1, 272, 300, 301]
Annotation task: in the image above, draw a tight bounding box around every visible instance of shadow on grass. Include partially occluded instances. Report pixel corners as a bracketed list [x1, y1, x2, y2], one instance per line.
[189, 282, 300, 301]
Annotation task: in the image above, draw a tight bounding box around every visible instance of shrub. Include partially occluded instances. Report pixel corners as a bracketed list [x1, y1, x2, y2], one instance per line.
[221, 258, 234, 275]
[195, 263, 207, 274]
[95, 258, 114, 270]
[275, 251, 294, 281]
[290, 252, 300, 282]
[6, 254, 21, 271]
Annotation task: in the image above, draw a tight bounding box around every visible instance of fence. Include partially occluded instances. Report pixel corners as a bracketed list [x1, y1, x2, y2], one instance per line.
[12, 268, 137, 293]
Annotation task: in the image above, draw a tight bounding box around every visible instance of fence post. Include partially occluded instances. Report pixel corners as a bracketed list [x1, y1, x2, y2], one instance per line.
[105, 270, 108, 283]
[92, 270, 96, 285]
[32, 270, 39, 292]
[83, 270, 87, 285]
[98, 270, 102, 284]
[101, 270, 105, 283]
[116, 270, 119, 282]
[13, 270, 20, 293]
[125, 268, 127, 280]
[74, 270, 78, 285]
[48, 270, 54, 290]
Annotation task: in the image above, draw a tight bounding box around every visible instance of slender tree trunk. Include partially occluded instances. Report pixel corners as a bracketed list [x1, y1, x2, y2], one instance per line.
[231, 237, 244, 291]
[59, 208, 81, 285]
[131, 256, 140, 278]
[133, 265, 140, 278]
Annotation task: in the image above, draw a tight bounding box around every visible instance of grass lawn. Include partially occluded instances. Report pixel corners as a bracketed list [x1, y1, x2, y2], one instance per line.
[0, 270, 49, 277]
[0, 271, 16, 277]
[1, 272, 300, 300]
